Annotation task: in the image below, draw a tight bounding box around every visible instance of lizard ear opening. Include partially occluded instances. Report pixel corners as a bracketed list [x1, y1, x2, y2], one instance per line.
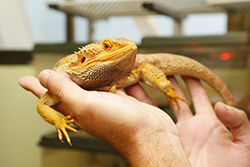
[81, 57, 86, 63]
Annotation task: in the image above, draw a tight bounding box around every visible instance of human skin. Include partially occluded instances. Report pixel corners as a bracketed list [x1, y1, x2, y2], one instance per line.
[119, 76, 250, 167]
[19, 70, 250, 167]
[169, 76, 250, 167]
[19, 70, 192, 167]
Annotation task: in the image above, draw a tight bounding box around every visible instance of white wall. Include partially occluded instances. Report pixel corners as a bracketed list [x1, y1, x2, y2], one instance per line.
[21, 0, 227, 44]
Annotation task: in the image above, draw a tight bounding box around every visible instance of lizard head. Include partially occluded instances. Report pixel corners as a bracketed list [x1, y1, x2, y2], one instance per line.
[54, 37, 137, 89]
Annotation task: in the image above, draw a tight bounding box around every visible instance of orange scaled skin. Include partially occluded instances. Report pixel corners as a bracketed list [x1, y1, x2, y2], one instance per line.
[37, 37, 235, 146]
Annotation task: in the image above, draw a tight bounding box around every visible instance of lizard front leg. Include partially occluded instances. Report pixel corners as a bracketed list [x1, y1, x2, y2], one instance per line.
[140, 64, 190, 108]
[96, 85, 117, 93]
[37, 91, 80, 146]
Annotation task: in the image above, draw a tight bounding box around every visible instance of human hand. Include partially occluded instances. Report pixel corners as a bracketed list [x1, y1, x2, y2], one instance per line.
[19, 70, 192, 167]
[170, 76, 250, 167]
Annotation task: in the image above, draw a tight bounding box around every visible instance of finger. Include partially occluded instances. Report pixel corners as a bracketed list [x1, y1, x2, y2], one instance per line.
[19, 76, 47, 98]
[19, 74, 73, 116]
[214, 102, 250, 142]
[183, 76, 214, 114]
[124, 83, 157, 106]
[115, 89, 127, 96]
[169, 76, 193, 121]
[115, 89, 144, 104]
[38, 70, 89, 115]
[38, 70, 128, 127]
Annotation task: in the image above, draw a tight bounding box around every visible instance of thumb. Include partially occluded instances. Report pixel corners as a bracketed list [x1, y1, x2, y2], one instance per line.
[214, 102, 250, 142]
[38, 70, 90, 115]
[38, 70, 125, 123]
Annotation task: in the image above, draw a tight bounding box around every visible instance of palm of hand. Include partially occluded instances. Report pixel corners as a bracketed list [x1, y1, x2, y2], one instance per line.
[19, 71, 180, 151]
[19, 71, 191, 166]
[19, 72, 250, 167]
[177, 114, 231, 167]
[170, 76, 250, 167]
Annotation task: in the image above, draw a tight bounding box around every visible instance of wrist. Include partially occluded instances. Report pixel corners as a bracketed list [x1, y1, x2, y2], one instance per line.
[114, 127, 191, 167]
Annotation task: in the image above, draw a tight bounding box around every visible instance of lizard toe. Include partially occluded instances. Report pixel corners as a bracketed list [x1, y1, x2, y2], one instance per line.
[64, 115, 75, 124]
[55, 116, 80, 146]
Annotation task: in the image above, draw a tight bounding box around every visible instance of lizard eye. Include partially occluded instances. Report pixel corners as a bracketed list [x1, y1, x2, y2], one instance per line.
[104, 44, 109, 49]
[103, 41, 112, 51]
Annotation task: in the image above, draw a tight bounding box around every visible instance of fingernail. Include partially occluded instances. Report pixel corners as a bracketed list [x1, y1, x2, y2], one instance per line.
[39, 70, 51, 88]
[224, 103, 233, 111]
[224, 104, 231, 110]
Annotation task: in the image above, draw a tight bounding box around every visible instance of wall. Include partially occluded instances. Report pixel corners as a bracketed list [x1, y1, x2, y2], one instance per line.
[0, 65, 54, 167]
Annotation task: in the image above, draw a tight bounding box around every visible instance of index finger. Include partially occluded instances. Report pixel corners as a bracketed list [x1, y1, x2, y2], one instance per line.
[124, 83, 157, 107]
[19, 75, 47, 98]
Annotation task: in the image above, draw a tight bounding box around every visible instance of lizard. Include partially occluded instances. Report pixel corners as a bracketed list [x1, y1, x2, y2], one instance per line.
[37, 37, 236, 146]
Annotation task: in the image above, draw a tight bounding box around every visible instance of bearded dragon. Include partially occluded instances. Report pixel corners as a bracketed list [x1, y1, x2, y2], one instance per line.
[37, 37, 236, 145]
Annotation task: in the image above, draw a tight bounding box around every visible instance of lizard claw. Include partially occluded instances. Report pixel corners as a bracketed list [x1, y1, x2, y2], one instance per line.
[166, 89, 190, 110]
[55, 115, 80, 146]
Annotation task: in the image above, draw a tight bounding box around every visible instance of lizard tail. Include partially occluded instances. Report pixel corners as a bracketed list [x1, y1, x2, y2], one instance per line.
[157, 53, 236, 106]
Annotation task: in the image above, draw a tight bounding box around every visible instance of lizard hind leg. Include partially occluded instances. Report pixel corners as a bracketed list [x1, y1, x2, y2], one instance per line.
[140, 64, 190, 109]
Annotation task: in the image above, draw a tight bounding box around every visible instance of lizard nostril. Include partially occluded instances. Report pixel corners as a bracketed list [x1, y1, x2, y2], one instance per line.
[81, 57, 86, 63]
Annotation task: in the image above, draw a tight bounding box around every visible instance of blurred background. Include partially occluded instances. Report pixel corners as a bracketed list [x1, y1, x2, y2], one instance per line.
[0, 0, 250, 166]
